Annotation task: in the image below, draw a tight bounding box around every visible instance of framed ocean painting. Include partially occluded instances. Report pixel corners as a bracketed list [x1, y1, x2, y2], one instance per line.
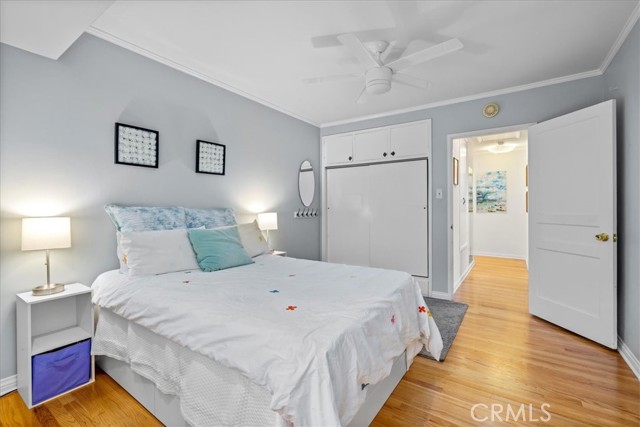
[476, 170, 507, 213]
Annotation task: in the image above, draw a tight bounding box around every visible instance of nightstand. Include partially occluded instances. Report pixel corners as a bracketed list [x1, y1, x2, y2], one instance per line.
[16, 283, 94, 408]
[272, 250, 287, 257]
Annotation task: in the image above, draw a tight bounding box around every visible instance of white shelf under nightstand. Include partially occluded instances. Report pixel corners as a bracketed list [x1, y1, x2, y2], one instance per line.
[16, 283, 94, 408]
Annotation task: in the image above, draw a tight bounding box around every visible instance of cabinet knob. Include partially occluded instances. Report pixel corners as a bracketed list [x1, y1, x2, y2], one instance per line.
[348, 156, 352, 161]
[383, 152, 388, 157]
[391, 151, 395, 156]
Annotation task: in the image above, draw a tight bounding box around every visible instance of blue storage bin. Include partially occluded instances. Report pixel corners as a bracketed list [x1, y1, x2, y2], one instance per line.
[32, 339, 91, 405]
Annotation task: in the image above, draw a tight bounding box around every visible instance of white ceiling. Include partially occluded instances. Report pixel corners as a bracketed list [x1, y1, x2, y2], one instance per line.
[2, 1, 639, 126]
[0, 1, 113, 60]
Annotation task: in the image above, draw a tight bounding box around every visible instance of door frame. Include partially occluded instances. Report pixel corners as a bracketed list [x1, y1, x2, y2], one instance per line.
[445, 123, 535, 300]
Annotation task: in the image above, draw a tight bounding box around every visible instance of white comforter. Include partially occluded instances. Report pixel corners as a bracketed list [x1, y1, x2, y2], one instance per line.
[92, 255, 443, 426]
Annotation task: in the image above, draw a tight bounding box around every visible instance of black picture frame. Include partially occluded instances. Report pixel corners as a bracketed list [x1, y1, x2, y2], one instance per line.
[114, 123, 159, 168]
[196, 140, 226, 175]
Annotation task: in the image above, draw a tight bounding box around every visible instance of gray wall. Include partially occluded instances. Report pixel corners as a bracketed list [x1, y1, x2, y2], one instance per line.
[322, 76, 604, 295]
[604, 21, 640, 361]
[0, 34, 321, 379]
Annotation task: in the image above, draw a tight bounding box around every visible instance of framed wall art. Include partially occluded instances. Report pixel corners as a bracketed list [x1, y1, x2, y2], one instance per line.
[196, 140, 226, 175]
[115, 123, 159, 168]
[476, 170, 507, 213]
[453, 157, 459, 186]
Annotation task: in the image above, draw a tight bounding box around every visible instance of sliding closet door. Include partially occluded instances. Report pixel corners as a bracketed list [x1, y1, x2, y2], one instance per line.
[368, 160, 428, 276]
[326, 166, 370, 267]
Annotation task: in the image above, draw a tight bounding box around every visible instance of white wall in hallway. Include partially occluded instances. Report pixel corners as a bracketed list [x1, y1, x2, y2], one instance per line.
[472, 148, 528, 259]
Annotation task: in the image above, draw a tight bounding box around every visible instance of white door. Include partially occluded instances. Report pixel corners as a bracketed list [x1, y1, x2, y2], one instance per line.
[369, 160, 428, 276]
[326, 166, 370, 267]
[528, 100, 616, 348]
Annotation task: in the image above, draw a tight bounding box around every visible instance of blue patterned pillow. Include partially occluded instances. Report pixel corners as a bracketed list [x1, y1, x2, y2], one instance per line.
[104, 204, 187, 232]
[185, 208, 237, 229]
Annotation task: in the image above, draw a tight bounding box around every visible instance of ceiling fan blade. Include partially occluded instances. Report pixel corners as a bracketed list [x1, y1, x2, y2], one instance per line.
[337, 33, 381, 69]
[387, 38, 463, 71]
[302, 73, 361, 84]
[392, 73, 430, 90]
[356, 86, 371, 104]
[380, 40, 397, 63]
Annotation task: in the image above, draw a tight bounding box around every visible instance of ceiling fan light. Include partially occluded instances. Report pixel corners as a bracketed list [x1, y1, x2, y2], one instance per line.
[367, 80, 391, 94]
[365, 67, 392, 94]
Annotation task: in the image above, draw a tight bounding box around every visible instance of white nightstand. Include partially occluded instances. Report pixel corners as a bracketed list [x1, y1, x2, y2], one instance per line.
[16, 283, 94, 408]
[272, 250, 287, 257]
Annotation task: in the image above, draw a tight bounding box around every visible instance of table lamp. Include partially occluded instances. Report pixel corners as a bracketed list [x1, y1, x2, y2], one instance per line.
[22, 217, 71, 295]
[257, 212, 278, 249]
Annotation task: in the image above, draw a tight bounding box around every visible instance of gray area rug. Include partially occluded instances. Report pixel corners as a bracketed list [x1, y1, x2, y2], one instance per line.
[419, 297, 468, 361]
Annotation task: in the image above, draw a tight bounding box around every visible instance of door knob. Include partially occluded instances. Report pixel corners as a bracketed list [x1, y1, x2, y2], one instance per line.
[595, 233, 609, 242]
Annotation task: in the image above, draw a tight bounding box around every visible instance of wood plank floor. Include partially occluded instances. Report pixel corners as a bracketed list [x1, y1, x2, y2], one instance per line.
[1, 256, 638, 426]
[373, 256, 640, 426]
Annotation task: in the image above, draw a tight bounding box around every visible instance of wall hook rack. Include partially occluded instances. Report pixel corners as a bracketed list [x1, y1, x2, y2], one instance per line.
[293, 208, 318, 218]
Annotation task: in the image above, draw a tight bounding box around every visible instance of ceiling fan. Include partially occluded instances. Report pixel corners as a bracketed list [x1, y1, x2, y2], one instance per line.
[303, 34, 463, 104]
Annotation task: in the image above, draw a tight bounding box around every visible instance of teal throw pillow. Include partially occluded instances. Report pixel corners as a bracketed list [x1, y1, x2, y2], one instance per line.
[187, 227, 253, 272]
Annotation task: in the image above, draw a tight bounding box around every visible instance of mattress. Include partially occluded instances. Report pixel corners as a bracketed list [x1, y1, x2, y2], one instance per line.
[91, 254, 443, 426]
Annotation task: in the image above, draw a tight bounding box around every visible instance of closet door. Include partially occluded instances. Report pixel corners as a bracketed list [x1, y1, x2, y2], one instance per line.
[326, 166, 370, 267]
[368, 160, 428, 276]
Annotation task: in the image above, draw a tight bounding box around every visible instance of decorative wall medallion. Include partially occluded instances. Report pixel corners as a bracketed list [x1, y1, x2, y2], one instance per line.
[482, 103, 500, 118]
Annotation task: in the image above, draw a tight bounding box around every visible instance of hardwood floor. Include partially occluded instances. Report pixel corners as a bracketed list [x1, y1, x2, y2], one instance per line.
[0, 370, 162, 427]
[1, 256, 638, 426]
[373, 256, 640, 426]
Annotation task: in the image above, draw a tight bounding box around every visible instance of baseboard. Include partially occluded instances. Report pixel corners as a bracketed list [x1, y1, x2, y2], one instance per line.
[618, 336, 640, 381]
[472, 251, 525, 260]
[454, 260, 475, 294]
[430, 291, 451, 300]
[0, 375, 17, 396]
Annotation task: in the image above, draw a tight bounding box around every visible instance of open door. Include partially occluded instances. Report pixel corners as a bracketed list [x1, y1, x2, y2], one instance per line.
[528, 100, 617, 349]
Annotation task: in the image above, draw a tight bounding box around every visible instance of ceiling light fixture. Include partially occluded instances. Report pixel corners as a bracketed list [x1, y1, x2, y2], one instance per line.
[487, 141, 515, 154]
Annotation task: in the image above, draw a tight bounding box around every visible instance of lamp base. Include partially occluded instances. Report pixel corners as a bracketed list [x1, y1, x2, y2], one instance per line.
[32, 283, 65, 296]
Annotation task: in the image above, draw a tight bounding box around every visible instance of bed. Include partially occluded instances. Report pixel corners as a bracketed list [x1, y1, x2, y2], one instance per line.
[92, 205, 443, 426]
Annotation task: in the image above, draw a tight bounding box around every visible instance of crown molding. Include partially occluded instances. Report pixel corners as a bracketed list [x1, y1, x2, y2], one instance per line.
[320, 69, 603, 128]
[600, 2, 640, 72]
[85, 26, 320, 127]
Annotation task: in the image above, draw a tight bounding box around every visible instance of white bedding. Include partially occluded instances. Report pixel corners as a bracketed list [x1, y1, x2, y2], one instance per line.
[92, 254, 443, 426]
[94, 308, 277, 426]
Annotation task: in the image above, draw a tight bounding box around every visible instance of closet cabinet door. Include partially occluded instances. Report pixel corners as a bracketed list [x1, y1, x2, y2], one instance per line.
[326, 166, 370, 267]
[389, 121, 430, 158]
[324, 134, 354, 165]
[353, 128, 389, 162]
[368, 160, 429, 276]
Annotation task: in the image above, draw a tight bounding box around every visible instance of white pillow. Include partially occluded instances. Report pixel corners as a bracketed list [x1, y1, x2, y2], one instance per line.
[236, 220, 270, 257]
[118, 228, 200, 276]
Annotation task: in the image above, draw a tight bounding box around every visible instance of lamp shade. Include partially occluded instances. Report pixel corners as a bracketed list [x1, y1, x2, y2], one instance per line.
[22, 217, 71, 251]
[257, 212, 278, 231]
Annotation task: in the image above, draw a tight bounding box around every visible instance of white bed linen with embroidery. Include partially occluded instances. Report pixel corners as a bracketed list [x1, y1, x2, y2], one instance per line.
[91, 255, 443, 427]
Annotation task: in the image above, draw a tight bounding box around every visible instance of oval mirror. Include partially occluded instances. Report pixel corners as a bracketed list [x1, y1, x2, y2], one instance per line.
[298, 160, 315, 207]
